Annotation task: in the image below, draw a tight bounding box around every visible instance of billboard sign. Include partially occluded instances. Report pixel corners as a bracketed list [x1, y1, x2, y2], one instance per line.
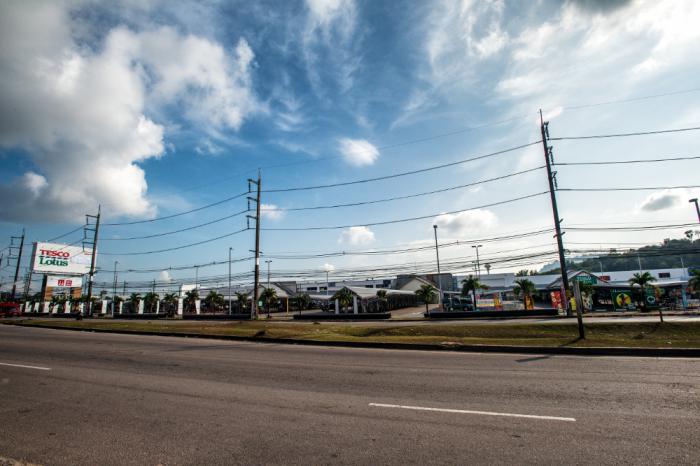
[31, 242, 93, 275]
[46, 276, 81, 288]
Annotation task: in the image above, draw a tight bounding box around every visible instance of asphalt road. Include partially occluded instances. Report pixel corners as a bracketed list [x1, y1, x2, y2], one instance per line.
[0, 326, 698, 465]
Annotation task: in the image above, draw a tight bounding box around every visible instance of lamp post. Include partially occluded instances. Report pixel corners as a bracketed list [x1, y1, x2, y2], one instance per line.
[690, 198, 700, 223]
[265, 260, 272, 288]
[326, 270, 330, 296]
[228, 247, 233, 315]
[472, 244, 482, 278]
[112, 260, 118, 317]
[433, 225, 442, 309]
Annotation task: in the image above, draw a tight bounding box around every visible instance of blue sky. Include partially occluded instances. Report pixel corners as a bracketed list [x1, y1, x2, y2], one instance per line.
[1, 0, 700, 291]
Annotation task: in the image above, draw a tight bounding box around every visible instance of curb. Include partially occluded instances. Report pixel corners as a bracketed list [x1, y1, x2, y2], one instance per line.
[3, 321, 699, 357]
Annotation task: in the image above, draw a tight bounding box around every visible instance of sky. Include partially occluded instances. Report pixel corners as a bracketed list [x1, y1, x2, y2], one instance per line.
[1, 0, 700, 293]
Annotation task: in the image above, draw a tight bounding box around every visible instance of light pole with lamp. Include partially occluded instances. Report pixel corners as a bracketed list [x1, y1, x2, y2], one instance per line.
[228, 247, 233, 315]
[112, 260, 118, 317]
[471, 244, 482, 278]
[265, 260, 272, 288]
[690, 198, 700, 223]
[433, 225, 442, 310]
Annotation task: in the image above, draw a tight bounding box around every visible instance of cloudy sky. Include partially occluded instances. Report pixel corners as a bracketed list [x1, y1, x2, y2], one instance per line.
[1, 0, 699, 289]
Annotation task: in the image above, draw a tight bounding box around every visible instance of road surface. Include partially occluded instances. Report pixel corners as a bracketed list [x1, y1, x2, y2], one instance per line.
[0, 325, 698, 465]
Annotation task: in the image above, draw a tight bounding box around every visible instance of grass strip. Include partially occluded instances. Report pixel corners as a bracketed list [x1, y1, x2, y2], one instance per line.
[5, 319, 700, 348]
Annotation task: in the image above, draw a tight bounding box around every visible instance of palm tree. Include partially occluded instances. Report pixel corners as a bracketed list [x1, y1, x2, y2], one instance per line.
[260, 287, 278, 318]
[235, 292, 250, 313]
[204, 290, 225, 312]
[129, 292, 141, 313]
[144, 292, 159, 313]
[629, 271, 661, 322]
[513, 278, 536, 309]
[294, 293, 311, 315]
[162, 293, 178, 316]
[689, 270, 700, 295]
[376, 289, 388, 312]
[415, 284, 437, 313]
[461, 275, 485, 310]
[184, 289, 199, 313]
[331, 288, 354, 312]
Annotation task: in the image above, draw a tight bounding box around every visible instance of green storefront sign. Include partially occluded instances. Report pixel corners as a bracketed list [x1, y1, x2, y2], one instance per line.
[575, 275, 598, 285]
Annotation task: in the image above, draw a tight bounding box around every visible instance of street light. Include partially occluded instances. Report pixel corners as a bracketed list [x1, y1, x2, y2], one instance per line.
[228, 247, 233, 315]
[433, 225, 442, 310]
[471, 244, 482, 278]
[265, 260, 272, 288]
[690, 198, 700, 223]
[112, 260, 118, 317]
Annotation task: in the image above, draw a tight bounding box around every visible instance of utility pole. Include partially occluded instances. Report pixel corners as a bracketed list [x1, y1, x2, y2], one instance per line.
[472, 244, 482, 278]
[85, 206, 101, 316]
[540, 111, 584, 339]
[247, 172, 262, 319]
[10, 228, 25, 301]
[690, 198, 700, 223]
[228, 247, 233, 315]
[433, 224, 442, 310]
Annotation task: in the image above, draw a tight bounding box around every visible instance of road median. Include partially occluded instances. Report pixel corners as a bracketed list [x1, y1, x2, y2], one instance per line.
[3, 319, 700, 357]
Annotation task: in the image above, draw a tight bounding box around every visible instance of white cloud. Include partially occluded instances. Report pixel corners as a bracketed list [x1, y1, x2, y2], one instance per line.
[338, 138, 379, 166]
[639, 190, 682, 212]
[302, 0, 360, 95]
[338, 226, 375, 245]
[433, 209, 497, 237]
[260, 203, 284, 220]
[159, 270, 172, 282]
[0, 2, 259, 222]
[195, 139, 224, 156]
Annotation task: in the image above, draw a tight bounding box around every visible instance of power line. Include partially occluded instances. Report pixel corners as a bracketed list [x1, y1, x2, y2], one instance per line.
[263, 141, 541, 193]
[103, 191, 248, 227]
[560, 185, 700, 192]
[567, 222, 698, 232]
[562, 87, 700, 111]
[100, 227, 249, 256]
[46, 226, 84, 243]
[100, 209, 248, 241]
[550, 125, 700, 141]
[262, 192, 549, 231]
[262, 166, 545, 212]
[555, 155, 700, 166]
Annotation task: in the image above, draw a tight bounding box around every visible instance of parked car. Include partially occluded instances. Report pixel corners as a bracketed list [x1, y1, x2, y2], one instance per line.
[0, 302, 21, 317]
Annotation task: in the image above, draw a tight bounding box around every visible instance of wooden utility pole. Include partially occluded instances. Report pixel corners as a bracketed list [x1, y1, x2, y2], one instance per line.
[540, 110, 584, 339]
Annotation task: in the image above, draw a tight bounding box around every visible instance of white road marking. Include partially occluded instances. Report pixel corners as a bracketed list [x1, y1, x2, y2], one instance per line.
[369, 403, 576, 422]
[0, 362, 51, 371]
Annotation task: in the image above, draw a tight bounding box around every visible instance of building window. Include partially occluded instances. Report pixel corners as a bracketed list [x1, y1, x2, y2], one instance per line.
[328, 282, 336, 287]
[365, 284, 373, 288]
[306, 287, 317, 291]
[658, 272, 671, 278]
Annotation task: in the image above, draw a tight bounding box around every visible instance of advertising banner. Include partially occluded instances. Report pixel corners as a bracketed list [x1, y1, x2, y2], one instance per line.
[31, 242, 93, 275]
[46, 276, 81, 288]
[611, 289, 635, 311]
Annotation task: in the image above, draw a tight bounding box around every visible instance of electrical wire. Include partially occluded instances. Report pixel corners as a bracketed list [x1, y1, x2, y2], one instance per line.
[100, 227, 249, 256]
[262, 192, 549, 231]
[560, 185, 700, 192]
[562, 87, 700, 111]
[261, 166, 545, 212]
[554, 155, 700, 166]
[101, 209, 249, 241]
[550, 125, 700, 141]
[263, 141, 541, 193]
[103, 191, 248, 227]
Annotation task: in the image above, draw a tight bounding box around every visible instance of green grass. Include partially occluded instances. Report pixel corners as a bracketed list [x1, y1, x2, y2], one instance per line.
[5, 319, 700, 348]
